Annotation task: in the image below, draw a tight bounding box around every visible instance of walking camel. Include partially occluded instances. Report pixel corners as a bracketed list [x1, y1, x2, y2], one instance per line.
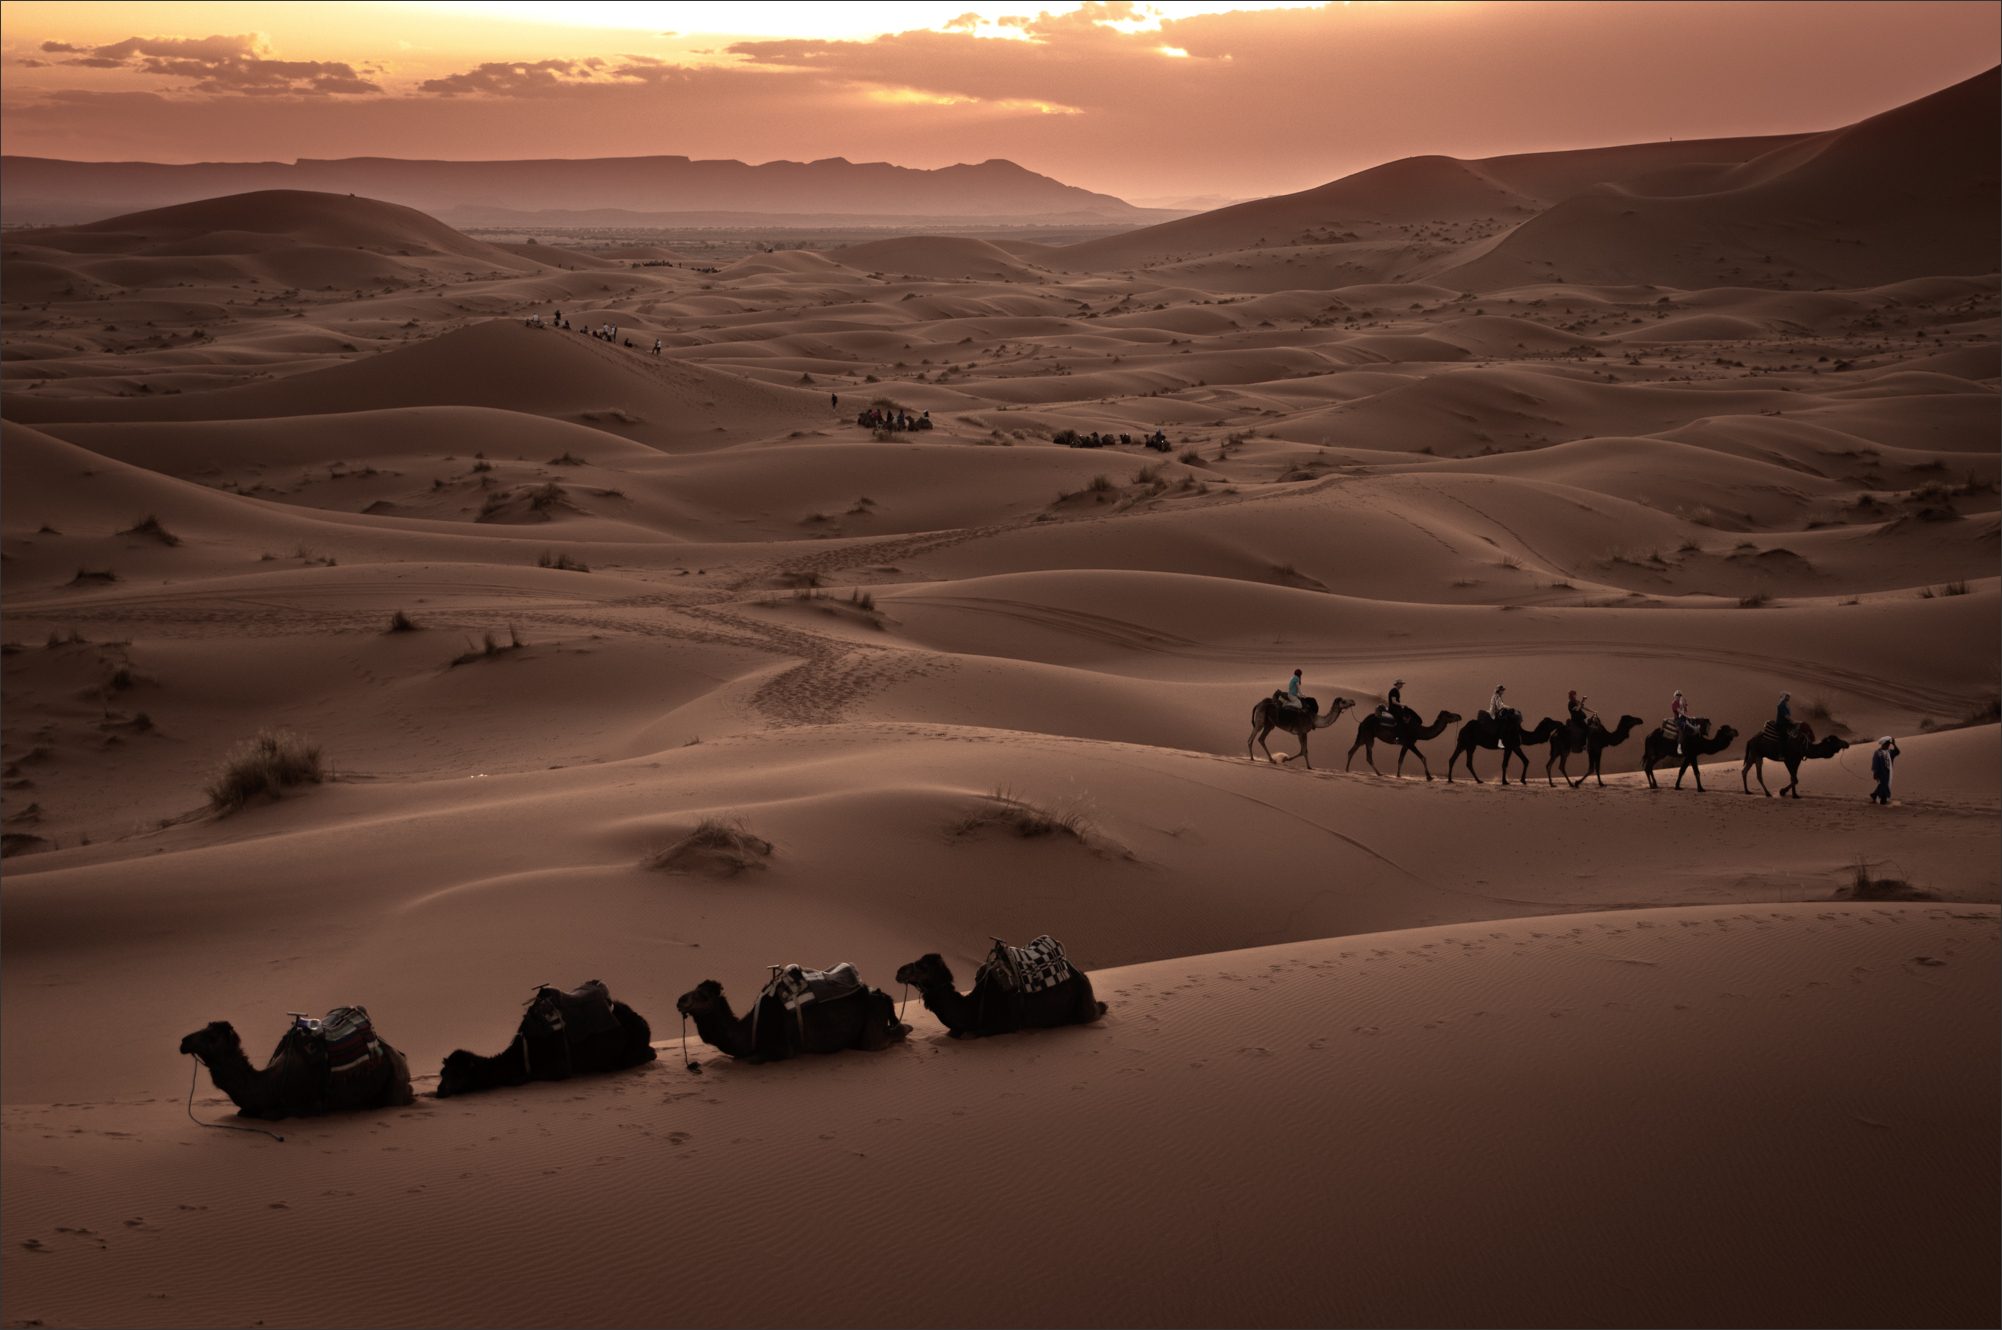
[1740, 724, 1849, 798]
[1640, 719, 1739, 791]
[1247, 695, 1356, 769]
[1446, 714, 1562, 784]
[1345, 709, 1461, 780]
[1546, 715, 1645, 788]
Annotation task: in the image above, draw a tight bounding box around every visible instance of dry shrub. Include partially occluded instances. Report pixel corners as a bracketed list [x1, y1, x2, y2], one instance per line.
[1738, 591, 1772, 608]
[644, 816, 772, 876]
[387, 609, 420, 632]
[950, 787, 1090, 842]
[537, 549, 589, 572]
[206, 728, 323, 813]
[1087, 473, 1113, 493]
[121, 514, 179, 546]
[547, 452, 586, 466]
[1845, 854, 1935, 902]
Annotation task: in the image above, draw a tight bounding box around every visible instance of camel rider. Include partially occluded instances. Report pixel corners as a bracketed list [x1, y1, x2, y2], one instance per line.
[1775, 691, 1794, 742]
[1490, 684, 1518, 746]
[1380, 678, 1412, 730]
[1282, 669, 1305, 710]
[1567, 690, 1594, 742]
[1672, 690, 1695, 753]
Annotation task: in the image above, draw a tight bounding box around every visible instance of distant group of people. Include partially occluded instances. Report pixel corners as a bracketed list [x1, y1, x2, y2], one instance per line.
[1276, 675, 1903, 801]
[1057, 429, 1170, 452]
[858, 406, 931, 432]
[526, 309, 671, 354]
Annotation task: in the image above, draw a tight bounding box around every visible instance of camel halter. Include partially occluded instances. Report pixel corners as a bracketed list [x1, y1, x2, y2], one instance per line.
[186, 1056, 285, 1142]
[680, 1013, 701, 1074]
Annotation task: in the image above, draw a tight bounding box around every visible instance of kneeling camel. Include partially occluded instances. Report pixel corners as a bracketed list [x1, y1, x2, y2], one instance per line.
[895, 952, 1105, 1039]
[436, 982, 657, 1098]
[676, 974, 907, 1064]
[179, 1019, 414, 1121]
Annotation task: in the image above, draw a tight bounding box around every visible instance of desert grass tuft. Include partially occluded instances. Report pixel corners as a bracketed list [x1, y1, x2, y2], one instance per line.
[537, 549, 589, 572]
[643, 815, 773, 876]
[949, 786, 1090, 842]
[121, 514, 180, 547]
[387, 609, 420, 632]
[1738, 590, 1772, 608]
[205, 728, 323, 813]
[1845, 853, 1934, 902]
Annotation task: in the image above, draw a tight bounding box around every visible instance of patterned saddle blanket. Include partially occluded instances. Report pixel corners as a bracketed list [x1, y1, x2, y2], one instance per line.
[1270, 692, 1319, 717]
[761, 963, 864, 1011]
[524, 980, 622, 1045]
[287, 1005, 385, 1080]
[1759, 720, 1813, 746]
[978, 935, 1075, 995]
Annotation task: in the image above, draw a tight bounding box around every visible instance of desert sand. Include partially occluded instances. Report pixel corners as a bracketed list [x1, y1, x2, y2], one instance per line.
[2, 68, 1996, 1329]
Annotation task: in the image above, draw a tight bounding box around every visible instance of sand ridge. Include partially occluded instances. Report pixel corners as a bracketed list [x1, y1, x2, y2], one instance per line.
[2, 69, 1997, 1330]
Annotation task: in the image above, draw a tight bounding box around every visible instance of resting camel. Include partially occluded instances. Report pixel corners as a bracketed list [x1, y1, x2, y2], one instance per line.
[1344, 709, 1462, 780]
[894, 953, 1106, 1039]
[1741, 724, 1850, 798]
[1640, 719, 1739, 791]
[179, 1020, 414, 1121]
[1247, 695, 1356, 768]
[436, 984, 657, 1098]
[1546, 715, 1644, 788]
[1446, 714, 1561, 784]
[676, 977, 907, 1064]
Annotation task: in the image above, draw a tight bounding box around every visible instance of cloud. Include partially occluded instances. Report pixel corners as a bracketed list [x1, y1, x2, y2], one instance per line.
[34, 33, 379, 95]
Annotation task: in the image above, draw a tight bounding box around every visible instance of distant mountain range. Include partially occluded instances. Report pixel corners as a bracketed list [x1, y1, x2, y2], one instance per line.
[0, 154, 1187, 228]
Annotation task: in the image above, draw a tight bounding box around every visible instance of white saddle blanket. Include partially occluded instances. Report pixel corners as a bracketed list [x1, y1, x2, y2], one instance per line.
[980, 935, 1075, 995]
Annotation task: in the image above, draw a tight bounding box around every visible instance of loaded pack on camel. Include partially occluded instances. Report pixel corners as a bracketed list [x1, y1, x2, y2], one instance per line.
[897, 934, 1106, 1039]
[436, 980, 657, 1098]
[180, 1005, 415, 1122]
[675, 963, 909, 1064]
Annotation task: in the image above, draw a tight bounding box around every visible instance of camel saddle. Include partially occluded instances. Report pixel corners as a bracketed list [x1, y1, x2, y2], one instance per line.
[1759, 720, 1813, 746]
[524, 980, 621, 1045]
[290, 1005, 385, 1082]
[762, 963, 864, 1012]
[1270, 691, 1319, 717]
[979, 935, 1075, 995]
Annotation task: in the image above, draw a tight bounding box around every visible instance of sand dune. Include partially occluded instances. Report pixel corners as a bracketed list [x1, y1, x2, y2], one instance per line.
[3, 69, 1996, 1330]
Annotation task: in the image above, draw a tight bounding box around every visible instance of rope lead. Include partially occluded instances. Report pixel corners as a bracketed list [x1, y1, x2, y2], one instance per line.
[186, 1058, 285, 1142]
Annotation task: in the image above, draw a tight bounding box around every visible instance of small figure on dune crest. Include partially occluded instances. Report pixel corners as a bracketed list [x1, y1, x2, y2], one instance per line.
[1868, 736, 1901, 805]
[896, 936, 1106, 1040]
[436, 980, 657, 1098]
[1247, 670, 1354, 767]
[180, 1007, 413, 1121]
[676, 964, 908, 1065]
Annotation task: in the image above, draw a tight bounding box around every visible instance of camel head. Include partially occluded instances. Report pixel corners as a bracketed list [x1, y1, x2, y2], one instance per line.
[676, 980, 726, 1017]
[435, 1049, 480, 1098]
[178, 1021, 241, 1063]
[895, 954, 955, 990]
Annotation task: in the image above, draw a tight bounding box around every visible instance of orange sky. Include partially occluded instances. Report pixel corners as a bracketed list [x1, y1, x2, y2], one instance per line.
[2, 1, 1996, 200]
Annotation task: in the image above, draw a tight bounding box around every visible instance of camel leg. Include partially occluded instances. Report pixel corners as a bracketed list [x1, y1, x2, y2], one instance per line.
[1744, 757, 1769, 797]
[1356, 739, 1383, 777]
[1784, 762, 1801, 798]
[1407, 746, 1433, 782]
[1297, 731, 1311, 770]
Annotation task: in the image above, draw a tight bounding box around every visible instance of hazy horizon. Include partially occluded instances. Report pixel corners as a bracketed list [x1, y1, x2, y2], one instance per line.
[2, 0, 1996, 202]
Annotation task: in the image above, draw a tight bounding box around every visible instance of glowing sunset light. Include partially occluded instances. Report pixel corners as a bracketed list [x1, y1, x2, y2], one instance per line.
[1, 0, 1994, 199]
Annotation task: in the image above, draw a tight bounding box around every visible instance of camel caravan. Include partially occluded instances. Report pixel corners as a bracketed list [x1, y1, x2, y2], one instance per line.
[182, 936, 1104, 1124]
[1249, 676, 1856, 794]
